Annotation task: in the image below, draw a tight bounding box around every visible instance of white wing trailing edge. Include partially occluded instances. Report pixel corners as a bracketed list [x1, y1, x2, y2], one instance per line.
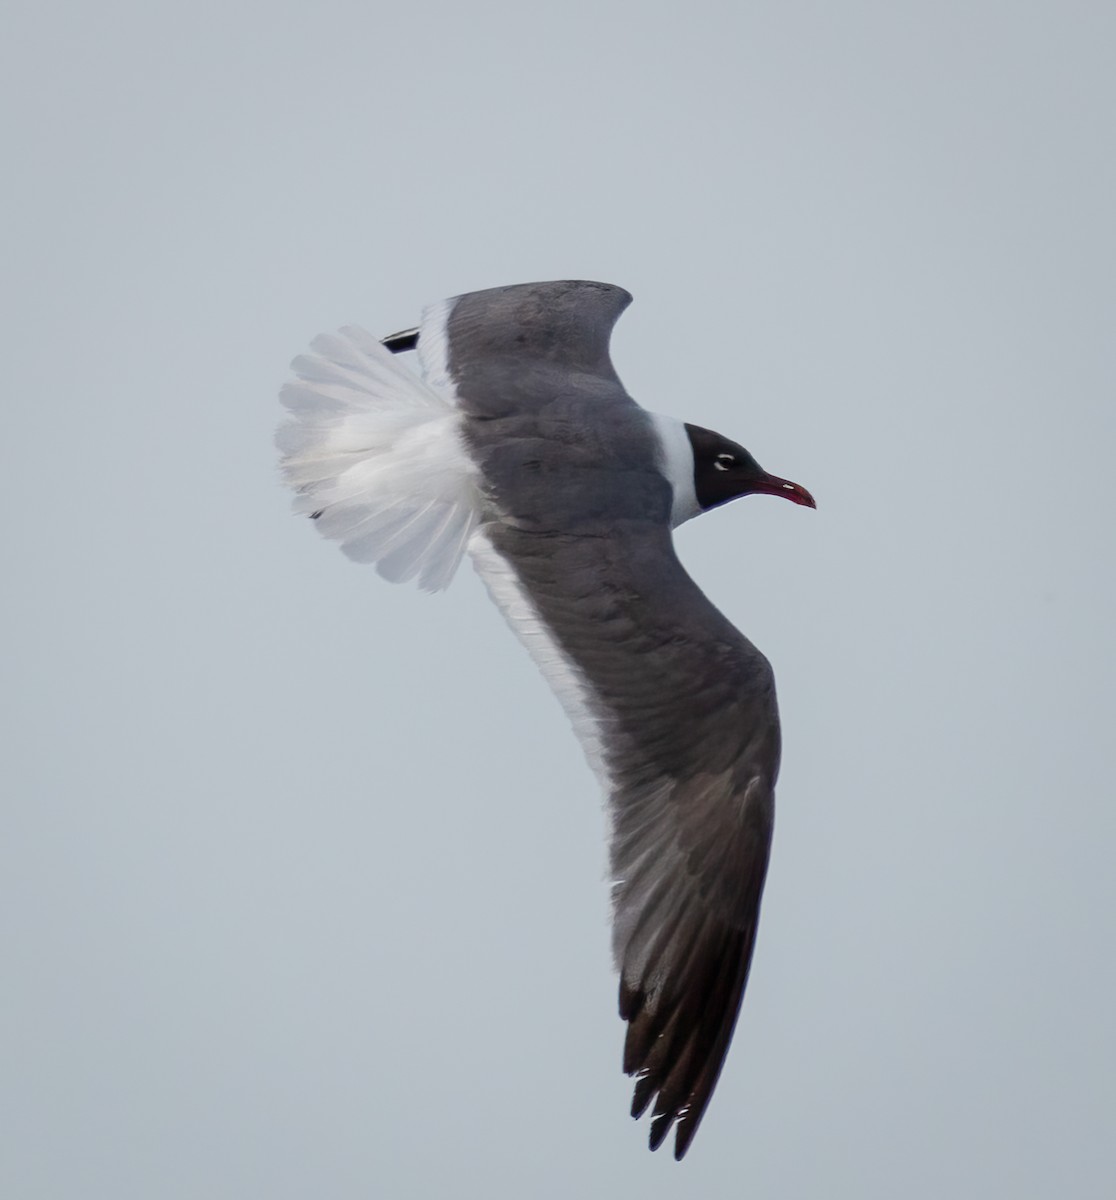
[276, 326, 481, 592]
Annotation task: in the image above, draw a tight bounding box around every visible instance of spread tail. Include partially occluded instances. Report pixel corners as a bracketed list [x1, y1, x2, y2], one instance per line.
[276, 326, 480, 592]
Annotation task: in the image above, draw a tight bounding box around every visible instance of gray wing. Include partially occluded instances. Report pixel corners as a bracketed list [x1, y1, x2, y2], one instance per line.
[471, 524, 779, 1160]
[436, 280, 780, 1158]
[436, 280, 632, 417]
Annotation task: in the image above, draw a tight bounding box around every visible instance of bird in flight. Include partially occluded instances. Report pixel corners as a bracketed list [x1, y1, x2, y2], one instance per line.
[276, 280, 815, 1159]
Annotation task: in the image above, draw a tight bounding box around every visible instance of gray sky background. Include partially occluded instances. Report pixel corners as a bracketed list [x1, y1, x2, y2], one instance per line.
[4, 2, 1114, 1197]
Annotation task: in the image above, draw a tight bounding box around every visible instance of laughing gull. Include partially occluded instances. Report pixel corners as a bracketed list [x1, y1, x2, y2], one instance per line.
[277, 280, 815, 1159]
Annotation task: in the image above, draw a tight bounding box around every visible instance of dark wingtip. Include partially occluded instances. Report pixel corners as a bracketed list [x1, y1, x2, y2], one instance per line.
[648, 1112, 673, 1152]
[673, 1112, 698, 1160]
[630, 1073, 656, 1119]
[380, 328, 419, 354]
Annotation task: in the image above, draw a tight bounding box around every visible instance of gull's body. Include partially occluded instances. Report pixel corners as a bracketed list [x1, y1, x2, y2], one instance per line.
[277, 280, 814, 1159]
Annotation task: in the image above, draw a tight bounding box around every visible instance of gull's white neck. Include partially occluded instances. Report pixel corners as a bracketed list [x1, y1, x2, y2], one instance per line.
[648, 412, 701, 527]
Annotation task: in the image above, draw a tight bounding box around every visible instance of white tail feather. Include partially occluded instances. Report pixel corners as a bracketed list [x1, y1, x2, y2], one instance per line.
[277, 327, 480, 592]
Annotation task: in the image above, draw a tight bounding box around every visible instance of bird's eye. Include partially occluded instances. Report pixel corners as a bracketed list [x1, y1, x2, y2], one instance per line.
[714, 454, 735, 472]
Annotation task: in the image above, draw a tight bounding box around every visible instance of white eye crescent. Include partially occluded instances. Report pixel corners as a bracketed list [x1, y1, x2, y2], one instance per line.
[714, 454, 735, 472]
